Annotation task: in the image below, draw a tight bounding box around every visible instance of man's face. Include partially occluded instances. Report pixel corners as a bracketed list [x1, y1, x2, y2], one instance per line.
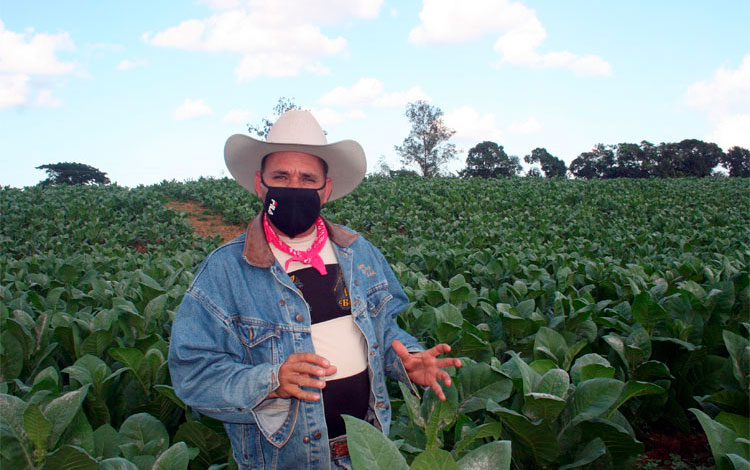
[254, 151, 332, 204]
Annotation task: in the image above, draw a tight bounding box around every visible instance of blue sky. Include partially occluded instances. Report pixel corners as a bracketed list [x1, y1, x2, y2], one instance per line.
[2, 1, 748, 187]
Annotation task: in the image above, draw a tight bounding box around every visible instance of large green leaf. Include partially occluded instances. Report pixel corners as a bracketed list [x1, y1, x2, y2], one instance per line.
[455, 361, 512, 414]
[152, 442, 199, 470]
[452, 421, 503, 458]
[723, 330, 749, 392]
[558, 438, 607, 470]
[99, 458, 140, 470]
[692, 408, 750, 469]
[456, 440, 512, 470]
[486, 402, 559, 466]
[533, 327, 567, 366]
[118, 413, 169, 456]
[0, 393, 34, 469]
[398, 382, 425, 428]
[94, 424, 122, 459]
[410, 448, 459, 470]
[566, 378, 623, 428]
[343, 415, 409, 470]
[23, 403, 52, 459]
[42, 444, 98, 470]
[173, 421, 229, 468]
[421, 385, 458, 449]
[576, 419, 644, 470]
[43, 385, 89, 450]
[570, 354, 614, 384]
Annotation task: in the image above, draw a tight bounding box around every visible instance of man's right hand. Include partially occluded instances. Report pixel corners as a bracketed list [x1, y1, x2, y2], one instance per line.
[267, 353, 337, 401]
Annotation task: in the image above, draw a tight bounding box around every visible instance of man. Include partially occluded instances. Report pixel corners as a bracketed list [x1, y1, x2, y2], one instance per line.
[168, 110, 461, 470]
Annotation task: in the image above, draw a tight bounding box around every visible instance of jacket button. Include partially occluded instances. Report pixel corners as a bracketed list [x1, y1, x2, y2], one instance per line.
[279, 300, 286, 306]
[369, 350, 376, 357]
[373, 343, 379, 349]
[313, 432, 322, 440]
[385, 403, 390, 410]
[295, 314, 304, 322]
[354, 280, 359, 286]
[354, 299, 360, 306]
[303, 436, 310, 443]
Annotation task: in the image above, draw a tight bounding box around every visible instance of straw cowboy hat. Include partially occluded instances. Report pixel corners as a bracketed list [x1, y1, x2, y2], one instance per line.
[224, 109, 367, 201]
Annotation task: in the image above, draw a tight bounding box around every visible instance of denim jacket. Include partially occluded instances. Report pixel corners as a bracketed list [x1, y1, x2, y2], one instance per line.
[168, 214, 423, 470]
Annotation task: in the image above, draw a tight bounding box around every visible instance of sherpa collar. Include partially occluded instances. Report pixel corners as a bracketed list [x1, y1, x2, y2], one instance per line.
[242, 212, 358, 268]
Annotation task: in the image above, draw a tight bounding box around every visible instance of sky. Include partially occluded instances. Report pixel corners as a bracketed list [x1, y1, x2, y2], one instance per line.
[1, 0, 749, 187]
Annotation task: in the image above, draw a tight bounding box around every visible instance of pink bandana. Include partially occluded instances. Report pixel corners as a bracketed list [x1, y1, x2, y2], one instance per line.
[263, 215, 329, 275]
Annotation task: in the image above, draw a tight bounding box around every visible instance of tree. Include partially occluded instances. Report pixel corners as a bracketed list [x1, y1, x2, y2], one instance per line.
[523, 147, 567, 178]
[461, 141, 521, 178]
[36, 162, 110, 186]
[652, 139, 723, 178]
[721, 146, 750, 177]
[568, 144, 616, 179]
[248, 97, 300, 139]
[394, 101, 456, 177]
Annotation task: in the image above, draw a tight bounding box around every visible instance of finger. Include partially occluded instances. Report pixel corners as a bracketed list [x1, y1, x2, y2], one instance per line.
[433, 357, 462, 369]
[287, 385, 322, 402]
[293, 375, 327, 390]
[430, 380, 446, 401]
[438, 370, 452, 387]
[426, 343, 452, 356]
[287, 352, 331, 368]
[391, 340, 412, 362]
[287, 362, 333, 377]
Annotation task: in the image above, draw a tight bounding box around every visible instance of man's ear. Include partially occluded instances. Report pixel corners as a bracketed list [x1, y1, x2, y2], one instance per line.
[254, 171, 263, 198]
[321, 177, 333, 204]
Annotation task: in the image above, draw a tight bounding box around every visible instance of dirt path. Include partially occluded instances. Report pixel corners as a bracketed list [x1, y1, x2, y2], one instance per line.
[166, 200, 247, 242]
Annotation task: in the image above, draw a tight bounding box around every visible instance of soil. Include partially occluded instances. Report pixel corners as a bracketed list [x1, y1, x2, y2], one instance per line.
[166, 200, 717, 469]
[165, 199, 246, 242]
[636, 424, 715, 469]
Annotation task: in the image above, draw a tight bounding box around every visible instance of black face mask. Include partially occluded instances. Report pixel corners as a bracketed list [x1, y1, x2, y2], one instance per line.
[262, 179, 323, 238]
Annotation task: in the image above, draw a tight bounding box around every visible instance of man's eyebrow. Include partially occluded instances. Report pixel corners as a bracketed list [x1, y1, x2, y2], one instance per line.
[269, 169, 290, 176]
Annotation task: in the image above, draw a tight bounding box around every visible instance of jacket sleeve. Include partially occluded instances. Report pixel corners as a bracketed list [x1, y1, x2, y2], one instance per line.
[168, 286, 281, 424]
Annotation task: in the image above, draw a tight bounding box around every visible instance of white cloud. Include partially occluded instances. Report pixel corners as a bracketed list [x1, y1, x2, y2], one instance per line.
[198, 0, 240, 10]
[223, 109, 250, 123]
[444, 105, 503, 142]
[0, 20, 75, 108]
[686, 55, 750, 149]
[311, 108, 367, 128]
[143, 1, 381, 80]
[0, 74, 28, 108]
[174, 98, 213, 120]
[409, 0, 611, 76]
[508, 117, 541, 135]
[35, 89, 61, 107]
[116, 59, 148, 70]
[319, 78, 430, 108]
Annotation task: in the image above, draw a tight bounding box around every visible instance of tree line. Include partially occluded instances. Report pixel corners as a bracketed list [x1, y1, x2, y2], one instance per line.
[392, 100, 750, 179]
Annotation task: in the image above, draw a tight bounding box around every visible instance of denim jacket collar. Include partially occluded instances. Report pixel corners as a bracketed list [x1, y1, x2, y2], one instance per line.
[242, 212, 359, 268]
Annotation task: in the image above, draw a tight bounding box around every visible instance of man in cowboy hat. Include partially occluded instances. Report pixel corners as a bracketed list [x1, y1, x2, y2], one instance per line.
[168, 109, 461, 470]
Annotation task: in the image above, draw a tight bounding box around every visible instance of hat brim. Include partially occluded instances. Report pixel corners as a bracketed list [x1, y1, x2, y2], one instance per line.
[224, 134, 367, 201]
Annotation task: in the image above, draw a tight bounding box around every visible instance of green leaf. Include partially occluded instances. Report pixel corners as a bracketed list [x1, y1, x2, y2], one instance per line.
[422, 385, 458, 450]
[486, 402, 559, 466]
[80, 330, 113, 358]
[534, 368, 570, 398]
[524, 393, 567, 421]
[0, 393, 34, 469]
[119, 413, 169, 456]
[398, 382, 425, 428]
[43, 385, 89, 450]
[153, 385, 186, 410]
[152, 442, 198, 470]
[173, 421, 229, 468]
[723, 330, 749, 392]
[42, 444, 98, 470]
[533, 327, 567, 366]
[576, 419, 644, 470]
[567, 378, 623, 428]
[410, 448, 460, 470]
[607, 381, 664, 418]
[570, 354, 613, 384]
[715, 412, 750, 443]
[452, 421, 503, 457]
[456, 440, 512, 470]
[99, 458, 140, 470]
[631, 291, 667, 329]
[456, 361, 512, 414]
[727, 454, 750, 470]
[23, 403, 52, 459]
[691, 408, 749, 469]
[343, 415, 409, 470]
[558, 438, 607, 470]
[94, 424, 122, 459]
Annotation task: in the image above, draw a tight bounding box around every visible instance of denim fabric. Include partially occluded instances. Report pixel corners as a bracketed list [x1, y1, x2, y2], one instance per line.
[168, 216, 422, 470]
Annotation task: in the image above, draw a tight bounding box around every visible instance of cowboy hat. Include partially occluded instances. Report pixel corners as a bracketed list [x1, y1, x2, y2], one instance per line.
[224, 109, 367, 201]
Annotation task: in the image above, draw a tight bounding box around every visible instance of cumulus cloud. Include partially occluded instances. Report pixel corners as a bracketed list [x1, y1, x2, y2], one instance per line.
[223, 109, 250, 124]
[508, 117, 541, 135]
[116, 58, 148, 70]
[144, 1, 382, 80]
[0, 20, 75, 108]
[35, 89, 61, 107]
[444, 105, 503, 142]
[319, 77, 430, 108]
[311, 108, 367, 128]
[174, 98, 213, 120]
[685, 55, 750, 149]
[409, 0, 611, 76]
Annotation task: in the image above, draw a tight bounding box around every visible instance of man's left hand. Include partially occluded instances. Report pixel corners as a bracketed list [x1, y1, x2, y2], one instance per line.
[392, 340, 462, 401]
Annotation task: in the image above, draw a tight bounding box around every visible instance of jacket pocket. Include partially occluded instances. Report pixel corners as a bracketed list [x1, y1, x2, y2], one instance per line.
[367, 282, 393, 318]
[235, 318, 282, 366]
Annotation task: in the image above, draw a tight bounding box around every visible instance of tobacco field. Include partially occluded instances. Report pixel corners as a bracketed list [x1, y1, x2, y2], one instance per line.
[1, 177, 748, 470]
